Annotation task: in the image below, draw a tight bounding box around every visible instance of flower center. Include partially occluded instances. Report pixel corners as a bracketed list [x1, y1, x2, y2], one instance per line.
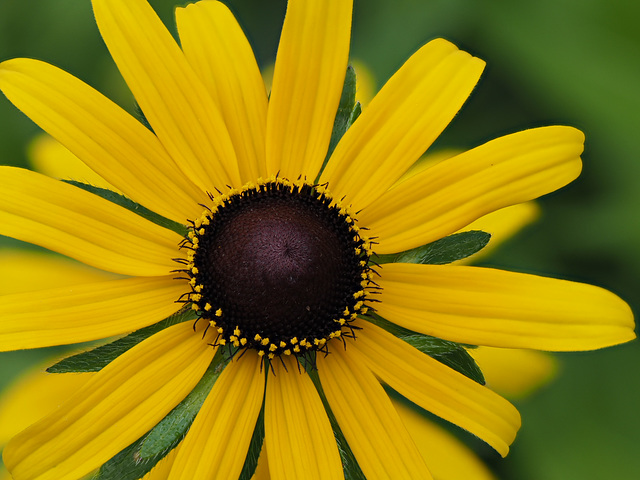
[180, 179, 373, 359]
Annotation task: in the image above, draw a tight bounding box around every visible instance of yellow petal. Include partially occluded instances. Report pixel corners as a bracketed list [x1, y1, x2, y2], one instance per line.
[377, 263, 636, 351]
[398, 149, 459, 183]
[394, 401, 497, 480]
[265, 357, 342, 480]
[168, 354, 264, 480]
[0, 366, 92, 447]
[0, 59, 205, 223]
[469, 347, 558, 399]
[28, 134, 118, 192]
[0, 276, 184, 351]
[0, 250, 117, 295]
[92, 0, 242, 191]
[361, 126, 583, 254]
[266, 0, 352, 179]
[318, 346, 433, 479]
[176, 1, 268, 183]
[321, 38, 485, 211]
[0, 167, 182, 277]
[4, 322, 215, 480]
[353, 321, 520, 456]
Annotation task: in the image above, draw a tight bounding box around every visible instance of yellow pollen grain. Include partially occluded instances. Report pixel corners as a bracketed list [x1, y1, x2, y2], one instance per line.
[194, 285, 203, 293]
[191, 267, 199, 274]
[293, 345, 301, 353]
[240, 338, 247, 346]
[279, 341, 287, 348]
[191, 304, 199, 311]
[204, 303, 212, 311]
[261, 338, 270, 346]
[219, 339, 227, 345]
[234, 327, 241, 336]
[343, 308, 350, 316]
[284, 349, 291, 355]
[217, 327, 224, 333]
[258, 350, 265, 357]
[215, 309, 223, 317]
[198, 228, 205, 236]
[268, 353, 275, 359]
[290, 337, 298, 344]
[269, 344, 277, 352]
[254, 334, 262, 341]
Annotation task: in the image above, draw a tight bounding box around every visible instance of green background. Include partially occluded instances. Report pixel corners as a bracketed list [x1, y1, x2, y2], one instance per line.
[1, 0, 638, 478]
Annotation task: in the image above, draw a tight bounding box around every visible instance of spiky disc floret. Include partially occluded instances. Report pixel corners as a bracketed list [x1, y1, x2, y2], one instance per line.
[177, 178, 376, 359]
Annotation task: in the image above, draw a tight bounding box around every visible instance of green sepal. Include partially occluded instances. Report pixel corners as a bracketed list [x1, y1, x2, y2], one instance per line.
[238, 390, 266, 480]
[47, 309, 195, 374]
[374, 230, 491, 265]
[304, 358, 367, 480]
[316, 65, 360, 182]
[91, 350, 231, 480]
[62, 180, 188, 237]
[366, 314, 485, 385]
[89, 435, 159, 480]
[134, 101, 155, 133]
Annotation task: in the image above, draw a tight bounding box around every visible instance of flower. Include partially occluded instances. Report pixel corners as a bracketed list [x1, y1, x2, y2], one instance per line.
[0, 1, 635, 480]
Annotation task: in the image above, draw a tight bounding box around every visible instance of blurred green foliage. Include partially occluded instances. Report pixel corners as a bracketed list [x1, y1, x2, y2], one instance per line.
[1, 0, 638, 478]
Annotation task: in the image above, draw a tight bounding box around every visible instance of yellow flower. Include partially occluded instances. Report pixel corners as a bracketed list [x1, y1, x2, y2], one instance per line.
[0, 1, 634, 480]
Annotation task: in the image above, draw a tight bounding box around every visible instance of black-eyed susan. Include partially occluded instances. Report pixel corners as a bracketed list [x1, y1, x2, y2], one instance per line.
[0, 0, 635, 479]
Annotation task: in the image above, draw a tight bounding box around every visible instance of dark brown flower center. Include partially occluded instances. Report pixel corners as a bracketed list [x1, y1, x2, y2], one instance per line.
[181, 180, 372, 359]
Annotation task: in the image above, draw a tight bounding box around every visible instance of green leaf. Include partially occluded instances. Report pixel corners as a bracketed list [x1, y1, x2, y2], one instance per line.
[238, 397, 266, 480]
[366, 314, 485, 385]
[92, 351, 230, 480]
[62, 180, 188, 237]
[90, 435, 158, 480]
[47, 309, 195, 373]
[374, 230, 491, 265]
[139, 348, 231, 458]
[305, 360, 367, 480]
[316, 65, 359, 182]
